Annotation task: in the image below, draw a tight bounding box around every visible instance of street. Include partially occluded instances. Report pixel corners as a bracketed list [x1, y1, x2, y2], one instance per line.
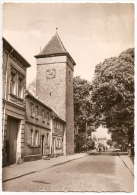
[3, 152, 134, 192]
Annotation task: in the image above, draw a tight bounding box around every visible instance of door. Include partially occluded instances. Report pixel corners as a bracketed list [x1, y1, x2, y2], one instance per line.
[7, 117, 19, 165]
[53, 137, 55, 154]
[41, 135, 45, 155]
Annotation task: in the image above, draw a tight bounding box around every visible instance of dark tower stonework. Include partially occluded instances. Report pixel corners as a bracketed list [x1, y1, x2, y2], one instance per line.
[35, 33, 76, 155]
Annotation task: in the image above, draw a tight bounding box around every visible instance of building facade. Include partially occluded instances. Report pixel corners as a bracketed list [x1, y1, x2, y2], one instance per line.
[2, 33, 75, 165]
[24, 90, 52, 161]
[51, 110, 66, 156]
[24, 90, 66, 161]
[2, 38, 31, 166]
[35, 33, 76, 155]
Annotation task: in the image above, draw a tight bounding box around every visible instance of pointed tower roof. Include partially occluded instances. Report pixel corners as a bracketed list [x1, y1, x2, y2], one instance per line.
[35, 33, 76, 66]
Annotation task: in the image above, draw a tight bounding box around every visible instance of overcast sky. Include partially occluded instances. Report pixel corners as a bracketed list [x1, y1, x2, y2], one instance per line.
[2, 3, 134, 139]
[3, 3, 134, 85]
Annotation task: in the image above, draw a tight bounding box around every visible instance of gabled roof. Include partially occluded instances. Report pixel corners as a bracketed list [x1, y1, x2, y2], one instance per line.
[34, 33, 76, 66]
[3, 37, 31, 68]
[25, 89, 52, 111]
[51, 109, 66, 124]
[25, 89, 66, 123]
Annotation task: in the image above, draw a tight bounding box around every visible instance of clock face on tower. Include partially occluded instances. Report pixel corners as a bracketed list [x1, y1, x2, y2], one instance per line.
[46, 69, 56, 79]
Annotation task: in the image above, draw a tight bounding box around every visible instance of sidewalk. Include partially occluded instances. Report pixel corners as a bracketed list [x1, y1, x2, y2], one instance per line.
[2, 152, 134, 183]
[87, 150, 134, 176]
[2, 153, 89, 182]
[117, 152, 134, 176]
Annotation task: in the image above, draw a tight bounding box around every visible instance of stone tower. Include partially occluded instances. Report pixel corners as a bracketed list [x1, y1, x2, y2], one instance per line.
[35, 33, 76, 155]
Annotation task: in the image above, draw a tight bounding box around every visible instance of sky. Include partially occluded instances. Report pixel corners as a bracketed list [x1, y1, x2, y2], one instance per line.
[93, 126, 111, 139]
[2, 3, 134, 86]
[2, 3, 134, 139]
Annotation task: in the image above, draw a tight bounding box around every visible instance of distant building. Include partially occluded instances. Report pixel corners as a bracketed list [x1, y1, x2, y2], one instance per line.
[2, 38, 31, 166]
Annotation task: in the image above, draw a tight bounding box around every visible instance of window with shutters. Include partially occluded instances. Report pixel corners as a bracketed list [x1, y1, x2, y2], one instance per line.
[47, 112, 49, 124]
[42, 110, 45, 122]
[59, 138, 60, 149]
[35, 106, 38, 119]
[30, 103, 34, 117]
[56, 138, 58, 149]
[28, 129, 33, 146]
[54, 120, 56, 129]
[47, 133, 49, 147]
[18, 73, 24, 99]
[10, 66, 25, 98]
[10, 70, 16, 95]
[35, 130, 39, 146]
[61, 139, 63, 149]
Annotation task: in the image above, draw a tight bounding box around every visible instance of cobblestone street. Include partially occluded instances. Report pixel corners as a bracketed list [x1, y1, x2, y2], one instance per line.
[3, 152, 134, 192]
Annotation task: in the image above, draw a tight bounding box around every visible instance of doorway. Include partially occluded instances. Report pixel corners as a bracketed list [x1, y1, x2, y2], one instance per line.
[53, 137, 55, 154]
[41, 135, 45, 155]
[6, 117, 19, 165]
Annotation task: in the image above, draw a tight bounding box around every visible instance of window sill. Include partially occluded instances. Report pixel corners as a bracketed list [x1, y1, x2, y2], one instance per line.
[18, 96, 24, 101]
[29, 145, 39, 148]
[42, 120, 45, 123]
[35, 117, 39, 120]
[9, 93, 24, 101]
[47, 122, 49, 125]
[9, 93, 17, 98]
[34, 146, 39, 148]
[55, 148, 62, 150]
[30, 115, 34, 118]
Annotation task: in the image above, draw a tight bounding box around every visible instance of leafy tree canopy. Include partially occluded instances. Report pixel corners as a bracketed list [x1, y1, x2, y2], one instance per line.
[91, 48, 134, 144]
[73, 76, 94, 133]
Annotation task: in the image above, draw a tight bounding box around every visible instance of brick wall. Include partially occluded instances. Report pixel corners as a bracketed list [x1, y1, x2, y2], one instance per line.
[36, 56, 66, 121]
[36, 55, 74, 155]
[66, 63, 74, 155]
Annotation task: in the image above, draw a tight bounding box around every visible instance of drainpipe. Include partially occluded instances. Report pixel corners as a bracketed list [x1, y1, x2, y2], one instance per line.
[2, 48, 13, 150]
[50, 115, 54, 156]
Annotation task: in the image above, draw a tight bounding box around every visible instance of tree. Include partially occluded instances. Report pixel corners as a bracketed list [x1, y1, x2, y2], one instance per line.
[74, 76, 94, 132]
[74, 76, 95, 152]
[27, 79, 36, 96]
[106, 139, 113, 146]
[92, 48, 134, 145]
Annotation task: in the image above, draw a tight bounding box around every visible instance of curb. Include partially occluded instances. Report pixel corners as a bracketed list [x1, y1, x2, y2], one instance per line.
[117, 152, 134, 177]
[3, 154, 89, 183]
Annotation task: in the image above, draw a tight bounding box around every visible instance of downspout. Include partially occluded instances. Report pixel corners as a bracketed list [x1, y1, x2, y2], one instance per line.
[50, 115, 53, 156]
[2, 48, 13, 150]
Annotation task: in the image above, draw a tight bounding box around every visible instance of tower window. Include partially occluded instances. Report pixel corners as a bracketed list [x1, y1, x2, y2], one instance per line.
[69, 71, 71, 81]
